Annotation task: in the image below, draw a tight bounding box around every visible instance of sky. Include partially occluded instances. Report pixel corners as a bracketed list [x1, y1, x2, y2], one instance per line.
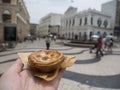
[24, 0, 112, 24]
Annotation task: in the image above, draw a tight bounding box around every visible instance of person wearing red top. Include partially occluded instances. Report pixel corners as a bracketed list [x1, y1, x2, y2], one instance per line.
[96, 37, 103, 57]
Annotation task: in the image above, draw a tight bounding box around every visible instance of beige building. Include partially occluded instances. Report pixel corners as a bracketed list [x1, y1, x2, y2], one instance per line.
[37, 13, 62, 37]
[0, 0, 30, 43]
[30, 23, 37, 36]
[102, 0, 120, 37]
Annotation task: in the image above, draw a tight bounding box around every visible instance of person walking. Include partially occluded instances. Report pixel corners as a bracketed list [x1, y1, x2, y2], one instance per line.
[109, 38, 113, 52]
[106, 38, 113, 53]
[102, 37, 107, 52]
[45, 36, 51, 50]
[96, 37, 104, 57]
[53, 35, 57, 42]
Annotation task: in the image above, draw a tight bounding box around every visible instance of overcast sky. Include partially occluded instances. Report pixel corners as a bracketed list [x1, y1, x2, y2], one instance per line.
[24, 0, 112, 24]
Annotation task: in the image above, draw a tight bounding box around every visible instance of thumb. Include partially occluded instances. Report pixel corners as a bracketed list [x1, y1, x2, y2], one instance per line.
[51, 69, 65, 87]
[8, 58, 23, 73]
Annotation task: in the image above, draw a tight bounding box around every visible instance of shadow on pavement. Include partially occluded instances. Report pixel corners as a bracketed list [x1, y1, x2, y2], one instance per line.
[64, 49, 88, 55]
[75, 57, 101, 64]
[0, 47, 74, 57]
[63, 70, 120, 89]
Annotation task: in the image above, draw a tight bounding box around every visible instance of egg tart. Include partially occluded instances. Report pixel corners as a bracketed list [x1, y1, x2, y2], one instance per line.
[18, 50, 76, 81]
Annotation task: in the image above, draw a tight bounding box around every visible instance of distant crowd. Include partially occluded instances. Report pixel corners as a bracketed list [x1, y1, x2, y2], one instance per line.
[90, 36, 114, 58]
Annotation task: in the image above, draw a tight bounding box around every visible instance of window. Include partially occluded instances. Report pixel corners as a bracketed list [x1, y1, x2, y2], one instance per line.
[79, 18, 82, 26]
[72, 32, 74, 39]
[103, 19, 108, 28]
[97, 18, 102, 27]
[83, 32, 87, 40]
[75, 34, 78, 40]
[70, 32, 72, 39]
[91, 17, 93, 25]
[69, 32, 70, 39]
[69, 20, 71, 27]
[72, 19, 75, 26]
[2, 10, 11, 23]
[2, 0, 11, 3]
[84, 17, 87, 25]
[79, 32, 81, 39]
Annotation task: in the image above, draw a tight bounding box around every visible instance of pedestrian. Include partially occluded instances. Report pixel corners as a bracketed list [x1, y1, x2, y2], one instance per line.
[45, 36, 51, 50]
[102, 37, 107, 52]
[106, 38, 113, 53]
[30, 36, 33, 43]
[38, 35, 40, 40]
[89, 40, 98, 53]
[61, 35, 64, 42]
[54, 35, 57, 42]
[96, 37, 104, 57]
[109, 38, 113, 52]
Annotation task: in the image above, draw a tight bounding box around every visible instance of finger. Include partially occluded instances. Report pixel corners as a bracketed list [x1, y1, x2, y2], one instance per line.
[56, 69, 64, 80]
[41, 69, 65, 89]
[20, 69, 32, 78]
[51, 69, 65, 87]
[8, 58, 23, 73]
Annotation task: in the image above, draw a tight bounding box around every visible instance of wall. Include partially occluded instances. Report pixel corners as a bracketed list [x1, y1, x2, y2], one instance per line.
[102, 0, 117, 28]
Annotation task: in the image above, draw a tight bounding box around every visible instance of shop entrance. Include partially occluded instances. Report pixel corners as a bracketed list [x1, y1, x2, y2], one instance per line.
[4, 27, 16, 41]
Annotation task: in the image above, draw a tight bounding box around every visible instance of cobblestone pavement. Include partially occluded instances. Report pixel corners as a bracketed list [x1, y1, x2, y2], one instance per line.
[0, 39, 120, 90]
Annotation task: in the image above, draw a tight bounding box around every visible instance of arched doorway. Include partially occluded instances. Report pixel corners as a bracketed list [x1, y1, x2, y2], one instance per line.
[72, 32, 74, 40]
[4, 27, 16, 41]
[79, 32, 81, 40]
[89, 31, 93, 40]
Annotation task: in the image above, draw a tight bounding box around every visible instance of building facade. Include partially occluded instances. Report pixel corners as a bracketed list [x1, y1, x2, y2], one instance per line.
[0, 0, 30, 43]
[102, 0, 120, 38]
[60, 7, 112, 40]
[37, 13, 62, 37]
[30, 23, 37, 36]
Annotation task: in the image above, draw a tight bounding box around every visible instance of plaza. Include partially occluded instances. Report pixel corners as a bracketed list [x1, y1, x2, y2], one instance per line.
[0, 39, 120, 90]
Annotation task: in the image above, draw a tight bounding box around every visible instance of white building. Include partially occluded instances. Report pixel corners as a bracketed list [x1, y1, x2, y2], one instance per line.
[37, 0, 120, 39]
[37, 13, 62, 37]
[60, 6, 113, 40]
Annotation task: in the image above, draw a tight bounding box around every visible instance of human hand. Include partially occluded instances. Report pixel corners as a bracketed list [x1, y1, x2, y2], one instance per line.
[0, 59, 64, 90]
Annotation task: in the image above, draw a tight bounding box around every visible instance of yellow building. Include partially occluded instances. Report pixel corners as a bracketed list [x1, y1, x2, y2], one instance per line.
[0, 0, 30, 43]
